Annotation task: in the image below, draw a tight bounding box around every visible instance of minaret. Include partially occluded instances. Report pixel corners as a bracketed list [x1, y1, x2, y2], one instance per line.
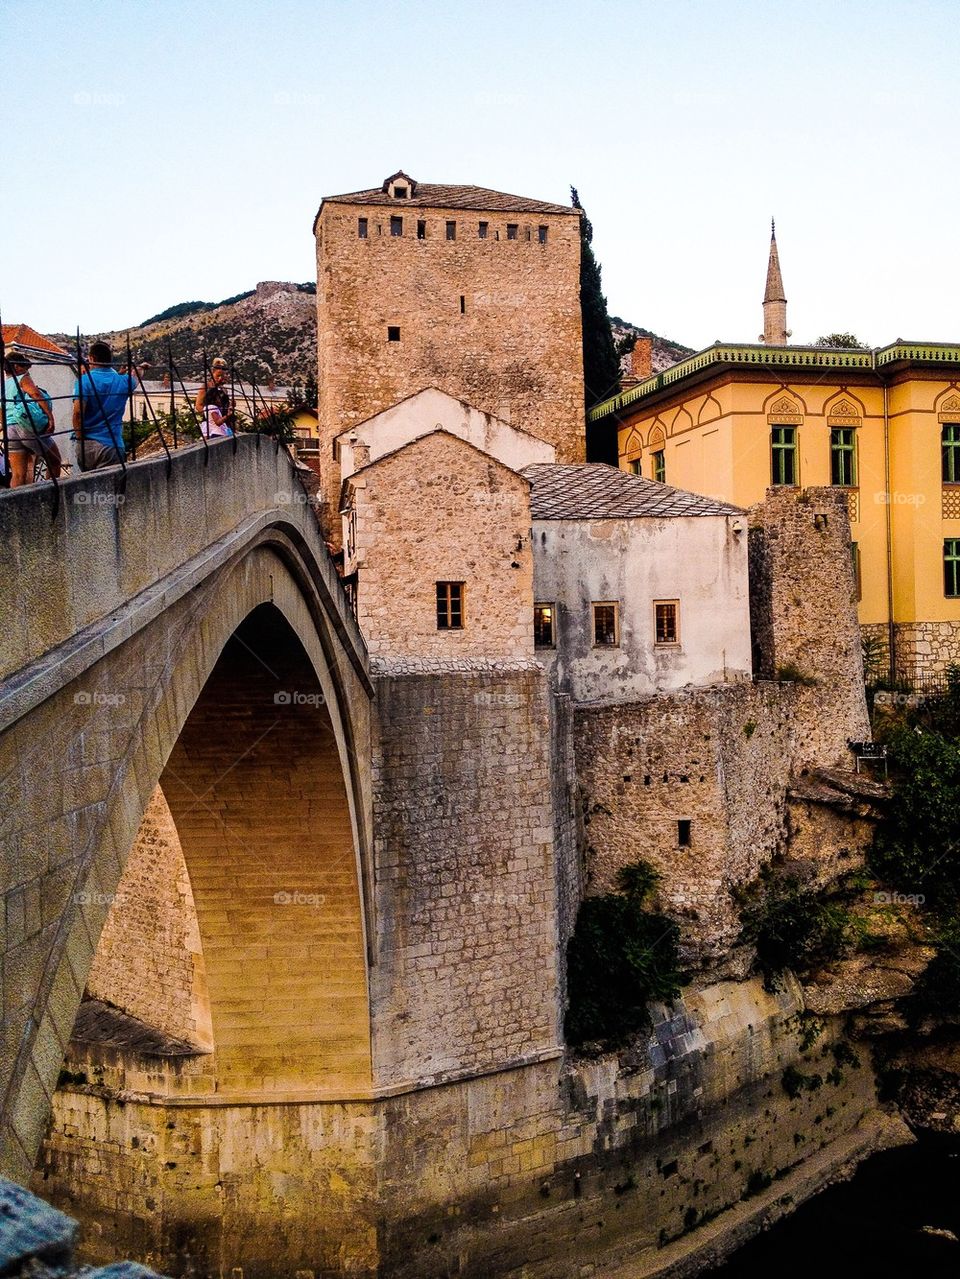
[761, 219, 789, 346]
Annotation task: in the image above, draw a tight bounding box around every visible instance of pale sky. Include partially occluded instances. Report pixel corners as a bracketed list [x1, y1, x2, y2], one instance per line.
[3, 0, 958, 352]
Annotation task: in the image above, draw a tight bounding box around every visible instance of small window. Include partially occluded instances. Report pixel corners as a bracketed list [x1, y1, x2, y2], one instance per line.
[943, 424, 960, 483]
[506, 224, 518, 240]
[652, 449, 665, 483]
[851, 541, 862, 601]
[459, 295, 466, 314]
[593, 602, 619, 647]
[390, 215, 403, 237]
[677, 819, 692, 847]
[771, 426, 797, 486]
[534, 603, 555, 647]
[525, 226, 531, 241]
[629, 458, 642, 476]
[478, 221, 488, 239]
[830, 427, 856, 487]
[437, 581, 464, 629]
[387, 326, 400, 342]
[417, 219, 426, 240]
[654, 600, 679, 645]
[394, 186, 407, 199]
[358, 217, 368, 239]
[538, 225, 548, 244]
[945, 540, 960, 598]
[446, 220, 456, 241]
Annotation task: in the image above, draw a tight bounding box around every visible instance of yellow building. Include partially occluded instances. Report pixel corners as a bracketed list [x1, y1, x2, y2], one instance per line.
[592, 229, 960, 685]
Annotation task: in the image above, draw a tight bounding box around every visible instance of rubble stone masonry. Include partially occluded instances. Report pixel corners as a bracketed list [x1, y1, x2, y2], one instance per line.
[349, 431, 534, 661]
[316, 199, 585, 532]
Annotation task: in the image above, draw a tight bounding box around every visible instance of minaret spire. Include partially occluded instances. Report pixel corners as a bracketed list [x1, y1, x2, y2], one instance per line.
[762, 218, 788, 345]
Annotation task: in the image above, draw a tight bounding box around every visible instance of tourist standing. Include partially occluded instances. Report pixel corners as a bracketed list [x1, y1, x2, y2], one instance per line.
[72, 342, 133, 470]
[195, 356, 234, 437]
[3, 352, 62, 486]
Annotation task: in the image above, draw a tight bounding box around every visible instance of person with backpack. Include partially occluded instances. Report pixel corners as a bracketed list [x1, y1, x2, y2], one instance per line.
[3, 352, 62, 487]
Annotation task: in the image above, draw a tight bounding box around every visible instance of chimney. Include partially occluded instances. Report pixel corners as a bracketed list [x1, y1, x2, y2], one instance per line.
[622, 337, 654, 389]
[632, 337, 653, 381]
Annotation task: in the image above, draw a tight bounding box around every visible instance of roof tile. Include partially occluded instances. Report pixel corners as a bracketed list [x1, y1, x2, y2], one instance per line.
[322, 182, 577, 216]
[523, 463, 743, 519]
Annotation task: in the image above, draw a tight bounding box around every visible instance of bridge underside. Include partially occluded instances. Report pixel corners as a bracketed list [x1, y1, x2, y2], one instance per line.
[0, 440, 374, 1181]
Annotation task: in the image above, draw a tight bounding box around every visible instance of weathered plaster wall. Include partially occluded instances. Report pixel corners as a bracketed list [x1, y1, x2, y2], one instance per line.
[337, 388, 555, 483]
[368, 667, 561, 1088]
[85, 786, 212, 1051]
[532, 513, 752, 701]
[347, 431, 535, 661]
[34, 977, 886, 1279]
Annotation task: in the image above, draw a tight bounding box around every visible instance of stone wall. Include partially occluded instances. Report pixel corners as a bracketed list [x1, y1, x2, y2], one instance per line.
[892, 620, 960, 683]
[33, 977, 888, 1279]
[348, 431, 535, 662]
[749, 486, 869, 761]
[315, 199, 585, 535]
[85, 786, 212, 1051]
[368, 666, 561, 1087]
[574, 679, 873, 964]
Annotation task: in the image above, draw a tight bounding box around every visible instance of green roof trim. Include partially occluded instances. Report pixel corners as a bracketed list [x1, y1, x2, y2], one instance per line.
[589, 341, 960, 422]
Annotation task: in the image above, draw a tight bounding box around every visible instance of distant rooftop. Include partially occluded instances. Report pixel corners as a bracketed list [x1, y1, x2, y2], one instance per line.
[2, 325, 71, 362]
[319, 171, 576, 217]
[523, 463, 743, 519]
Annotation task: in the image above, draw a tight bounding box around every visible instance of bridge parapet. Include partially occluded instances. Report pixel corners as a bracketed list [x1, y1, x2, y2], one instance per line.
[0, 435, 363, 690]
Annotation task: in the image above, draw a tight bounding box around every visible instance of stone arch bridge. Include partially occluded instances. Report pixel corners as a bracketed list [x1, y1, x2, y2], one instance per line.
[0, 438, 376, 1181]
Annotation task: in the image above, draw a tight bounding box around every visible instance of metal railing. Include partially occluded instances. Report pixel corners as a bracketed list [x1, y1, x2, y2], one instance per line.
[0, 325, 319, 518]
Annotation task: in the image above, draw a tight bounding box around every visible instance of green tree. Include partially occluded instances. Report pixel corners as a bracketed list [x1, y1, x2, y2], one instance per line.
[565, 861, 680, 1048]
[572, 186, 620, 463]
[814, 333, 869, 350]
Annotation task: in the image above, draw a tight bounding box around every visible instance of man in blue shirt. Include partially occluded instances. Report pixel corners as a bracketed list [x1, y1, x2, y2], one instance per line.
[72, 341, 135, 471]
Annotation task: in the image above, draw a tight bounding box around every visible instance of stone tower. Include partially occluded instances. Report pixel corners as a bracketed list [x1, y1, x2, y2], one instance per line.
[313, 170, 586, 535]
[761, 219, 789, 346]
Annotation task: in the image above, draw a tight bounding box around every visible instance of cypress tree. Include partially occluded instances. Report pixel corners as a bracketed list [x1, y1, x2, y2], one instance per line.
[572, 187, 621, 464]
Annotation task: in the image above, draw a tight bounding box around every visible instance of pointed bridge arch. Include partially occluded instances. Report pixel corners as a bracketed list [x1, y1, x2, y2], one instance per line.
[0, 438, 374, 1179]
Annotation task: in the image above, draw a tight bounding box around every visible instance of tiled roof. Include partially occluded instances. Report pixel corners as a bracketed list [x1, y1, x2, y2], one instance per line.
[2, 325, 71, 360]
[321, 183, 577, 216]
[522, 463, 743, 519]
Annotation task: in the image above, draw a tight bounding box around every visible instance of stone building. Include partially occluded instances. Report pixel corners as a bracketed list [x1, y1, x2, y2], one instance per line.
[314, 171, 585, 535]
[593, 225, 960, 685]
[524, 463, 751, 701]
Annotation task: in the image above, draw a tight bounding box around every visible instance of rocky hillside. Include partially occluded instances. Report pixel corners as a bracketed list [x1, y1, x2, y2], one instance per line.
[51, 281, 319, 386]
[610, 316, 695, 378]
[51, 283, 693, 388]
